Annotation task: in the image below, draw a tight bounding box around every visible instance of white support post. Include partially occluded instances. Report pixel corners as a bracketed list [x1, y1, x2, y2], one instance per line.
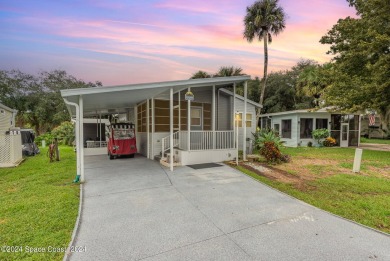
[187, 87, 191, 151]
[151, 98, 155, 159]
[146, 99, 150, 159]
[243, 81, 247, 161]
[99, 113, 102, 147]
[212, 85, 216, 149]
[79, 95, 85, 182]
[178, 92, 181, 131]
[170, 88, 174, 171]
[233, 83, 236, 146]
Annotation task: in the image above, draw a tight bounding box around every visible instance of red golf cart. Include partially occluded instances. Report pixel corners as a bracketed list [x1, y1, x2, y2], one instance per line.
[107, 123, 137, 160]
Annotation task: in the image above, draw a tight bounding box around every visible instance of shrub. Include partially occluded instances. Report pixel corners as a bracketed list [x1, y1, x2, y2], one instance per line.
[260, 141, 282, 163]
[323, 136, 336, 147]
[307, 141, 313, 147]
[253, 128, 284, 151]
[312, 128, 330, 146]
[52, 121, 75, 146]
[35, 132, 54, 146]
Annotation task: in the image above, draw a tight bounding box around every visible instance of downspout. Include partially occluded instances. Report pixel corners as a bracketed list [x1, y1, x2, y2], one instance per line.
[63, 98, 81, 183]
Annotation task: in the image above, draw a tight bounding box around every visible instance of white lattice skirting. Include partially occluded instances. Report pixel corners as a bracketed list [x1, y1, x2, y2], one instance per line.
[0, 133, 23, 168]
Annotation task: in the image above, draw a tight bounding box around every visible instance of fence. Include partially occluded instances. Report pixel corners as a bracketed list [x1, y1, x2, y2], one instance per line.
[0, 133, 23, 167]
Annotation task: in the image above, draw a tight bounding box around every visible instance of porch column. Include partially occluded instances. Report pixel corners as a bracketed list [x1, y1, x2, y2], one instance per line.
[170, 88, 174, 171]
[187, 87, 191, 151]
[99, 113, 102, 147]
[151, 98, 155, 159]
[79, 95, 85, 182]
[233, 83, 236, 147]
[146, 99, 150, 159]
[243, 81, 247, 161]
[212, 85, 216, 149]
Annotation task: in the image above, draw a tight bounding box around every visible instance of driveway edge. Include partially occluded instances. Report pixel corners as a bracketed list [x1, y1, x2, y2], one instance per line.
[231, 164, 390, 237]
[63, 183, 84, 261]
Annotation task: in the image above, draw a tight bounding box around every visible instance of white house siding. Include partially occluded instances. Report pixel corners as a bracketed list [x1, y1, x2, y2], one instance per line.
[234, 98, 257, 152]
[0, 109, 13, 132]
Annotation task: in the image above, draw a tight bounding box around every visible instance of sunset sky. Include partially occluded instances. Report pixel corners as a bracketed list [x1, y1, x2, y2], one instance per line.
[0, 0, 356, 85]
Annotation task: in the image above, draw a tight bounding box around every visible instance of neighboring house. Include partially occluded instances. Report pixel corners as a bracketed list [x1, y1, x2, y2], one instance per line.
[0, 103, 22, 167]
[61, 76, 259, 181]
[259, 108, 361, 147]
[360, 114, 386, 139]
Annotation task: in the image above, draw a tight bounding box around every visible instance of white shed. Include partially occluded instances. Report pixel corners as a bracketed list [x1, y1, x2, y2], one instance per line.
[259, 109, 361, 147]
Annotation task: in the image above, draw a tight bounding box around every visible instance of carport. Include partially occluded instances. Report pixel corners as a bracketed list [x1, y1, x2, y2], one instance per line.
[61, 76, 252, 182]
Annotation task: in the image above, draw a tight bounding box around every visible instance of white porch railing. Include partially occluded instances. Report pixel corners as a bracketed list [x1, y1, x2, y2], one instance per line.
[160, 130, 235, 156]
[189, 131, 234, 150]
[161, 131, 180, 156]
[86, 141, 107, 148]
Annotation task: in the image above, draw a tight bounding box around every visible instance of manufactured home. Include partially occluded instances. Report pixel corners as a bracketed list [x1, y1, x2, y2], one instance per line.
[61, 76, 261, 181]
[259, 109, 361, 147]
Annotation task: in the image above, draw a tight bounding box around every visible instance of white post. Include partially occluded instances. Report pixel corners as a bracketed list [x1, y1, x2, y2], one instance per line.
[243, 81, 247, 161]
[212, 85, 216, 149]
[99, 113, 102, 147]
[151, 98, 155, 159]
[146, 99, 150, 159]
[187, 87, 191, 151]
[353, 148, 363, 173]
[63, 99, 80, 179]
[233, 83, 236, 145]
[236, 112, 239, 166]
[170, 88, 174, 171]
[79, 95, 85, 182]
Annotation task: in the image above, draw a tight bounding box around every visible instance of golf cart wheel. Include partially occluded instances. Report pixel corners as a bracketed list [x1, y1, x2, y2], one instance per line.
[109, 153, 114, 160]
[130, 154, 135, 158]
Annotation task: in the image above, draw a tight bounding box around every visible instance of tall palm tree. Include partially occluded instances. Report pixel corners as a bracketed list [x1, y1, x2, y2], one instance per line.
[244, 0, 286, 110]
[190, 70, 211, 79]
[214, 66, 244, 77]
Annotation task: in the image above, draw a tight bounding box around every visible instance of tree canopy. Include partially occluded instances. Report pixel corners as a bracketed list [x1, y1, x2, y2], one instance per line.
[0, 70, 101, 135]
[243, 0, 286, 109]
[320, 0, 390, 132]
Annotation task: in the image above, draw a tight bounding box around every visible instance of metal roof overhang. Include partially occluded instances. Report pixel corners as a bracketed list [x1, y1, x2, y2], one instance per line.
[61, 76, 251, 116]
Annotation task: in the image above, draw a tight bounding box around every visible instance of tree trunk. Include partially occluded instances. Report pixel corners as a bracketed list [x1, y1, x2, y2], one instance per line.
[256, 33, 269, 126]
[379, 108, 390, 137]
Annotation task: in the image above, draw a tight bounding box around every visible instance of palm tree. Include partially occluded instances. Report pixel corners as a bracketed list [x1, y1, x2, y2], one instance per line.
[244, 0, 286, 110]
[190, 70, 211, 79]
[214, 66, 244, 77]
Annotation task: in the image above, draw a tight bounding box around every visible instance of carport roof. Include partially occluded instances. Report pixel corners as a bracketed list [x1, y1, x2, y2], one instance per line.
[61, 76, 251, 116]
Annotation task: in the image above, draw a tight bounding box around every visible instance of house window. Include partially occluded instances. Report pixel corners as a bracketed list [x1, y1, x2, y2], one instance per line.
[261, 117, 271, 129]
[281, 120, 292, 139]
[300, 118, 313, 138]
[237, 113, 252, 127]
[274, 124, 280, 135]
[316, 118, 328, 129]
[191, 107, 202, 126]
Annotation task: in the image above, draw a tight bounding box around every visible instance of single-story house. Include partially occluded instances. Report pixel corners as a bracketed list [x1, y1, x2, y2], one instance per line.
[259, 108, 361, 147]
[61, 76, 261, 181]
[0, 103, 22, 167]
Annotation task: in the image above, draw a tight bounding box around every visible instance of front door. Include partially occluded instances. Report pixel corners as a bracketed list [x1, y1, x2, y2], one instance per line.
[340, 123, 349, 147]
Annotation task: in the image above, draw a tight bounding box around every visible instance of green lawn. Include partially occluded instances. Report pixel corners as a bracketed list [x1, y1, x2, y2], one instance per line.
[238, 147, 390, 234]
[0, 146, 79, 261]
[361, 137, 390, 145]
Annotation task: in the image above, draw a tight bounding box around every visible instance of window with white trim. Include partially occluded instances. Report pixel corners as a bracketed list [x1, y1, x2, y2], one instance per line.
[236, 113, 252, 128]
[191, 107, 202, 126]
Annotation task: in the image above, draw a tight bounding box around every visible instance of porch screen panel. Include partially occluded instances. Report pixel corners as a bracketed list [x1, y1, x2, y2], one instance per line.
[300, 118, 313, 138]
[281, 120, 292, 139]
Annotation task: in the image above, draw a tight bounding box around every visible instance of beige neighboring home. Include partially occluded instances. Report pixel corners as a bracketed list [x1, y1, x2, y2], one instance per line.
[0, 103, 22, 167]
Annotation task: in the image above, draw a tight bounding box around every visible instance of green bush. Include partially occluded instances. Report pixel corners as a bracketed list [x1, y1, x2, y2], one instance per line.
[312, 128, 330, 146]
[35, 132, 54, 146]
[253, 128, 284, 151]
[35, 121, 75, 146]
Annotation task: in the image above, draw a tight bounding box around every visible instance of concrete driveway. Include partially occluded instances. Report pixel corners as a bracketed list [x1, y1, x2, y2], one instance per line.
[69, 155, 390, 261]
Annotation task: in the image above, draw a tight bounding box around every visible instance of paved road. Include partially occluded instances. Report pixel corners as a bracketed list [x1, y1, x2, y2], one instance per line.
[68, 155, 390, 261]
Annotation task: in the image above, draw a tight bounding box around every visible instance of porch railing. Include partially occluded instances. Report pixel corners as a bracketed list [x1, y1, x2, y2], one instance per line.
[189, 130, 235, 151]
[161, 130, 235, 154]
[161, 131, 180, 156]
